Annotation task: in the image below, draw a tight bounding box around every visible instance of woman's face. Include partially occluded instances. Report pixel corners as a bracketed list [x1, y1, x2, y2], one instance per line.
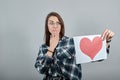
[48, 16, 61, 36]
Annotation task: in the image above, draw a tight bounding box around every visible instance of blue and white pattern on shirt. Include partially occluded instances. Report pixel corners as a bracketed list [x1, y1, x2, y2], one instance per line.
[35, 36, 109, 80]
[35, 36, 82, 80]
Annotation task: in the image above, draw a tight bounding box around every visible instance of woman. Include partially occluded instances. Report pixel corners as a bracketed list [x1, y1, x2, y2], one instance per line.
[35, 12, 115, 80]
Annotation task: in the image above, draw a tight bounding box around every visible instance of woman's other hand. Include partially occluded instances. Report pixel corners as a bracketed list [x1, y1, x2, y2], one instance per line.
[101, 29, 115, 41]
[101, 29, 115, 48]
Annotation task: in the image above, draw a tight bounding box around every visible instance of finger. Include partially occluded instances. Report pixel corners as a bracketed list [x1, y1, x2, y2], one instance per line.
[51, 34, 55, 38]
[54, 34, 55, 37]
[109, 32, 114, 39]
[101, 29, 109, 40]
[54, 33, 59, 37]
[106, 31, 115, 41]
[105, 30, 111, 40]
[108, 34, 113, 40]
[50, 34, 53, 38]
[101, 29, 107, 40]
[106, 30, 111, 40]
[53, 32, 57, 37]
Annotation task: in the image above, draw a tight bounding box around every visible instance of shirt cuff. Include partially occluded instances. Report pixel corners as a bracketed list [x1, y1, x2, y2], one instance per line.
[42, 55, 54, 66]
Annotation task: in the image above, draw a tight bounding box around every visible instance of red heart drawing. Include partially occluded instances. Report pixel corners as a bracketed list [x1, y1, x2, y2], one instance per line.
[80, 36, 102, 60]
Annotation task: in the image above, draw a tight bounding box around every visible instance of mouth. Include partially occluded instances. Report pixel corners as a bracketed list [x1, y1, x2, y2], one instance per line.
[52, 30, 57, 32]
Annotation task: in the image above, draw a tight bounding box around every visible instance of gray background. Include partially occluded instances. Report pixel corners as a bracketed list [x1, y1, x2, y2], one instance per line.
[0, 0, 120, 80]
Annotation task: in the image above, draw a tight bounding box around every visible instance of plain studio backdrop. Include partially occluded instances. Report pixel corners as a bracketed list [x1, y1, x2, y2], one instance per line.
[0, 0, 120, 80]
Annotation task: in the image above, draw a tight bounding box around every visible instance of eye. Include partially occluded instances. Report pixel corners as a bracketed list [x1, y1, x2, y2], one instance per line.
[56, 22, 61, 25]
[49, 22, 54, 25]
[49, 21, 54, 25]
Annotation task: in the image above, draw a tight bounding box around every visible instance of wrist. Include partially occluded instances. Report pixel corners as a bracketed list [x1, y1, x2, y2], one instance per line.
[48, 47, 54, 52]
[46, 51, 53, 57]
[48, 49, 54, 53]
[106, 39, 111, 43]
[106, 43, 110, 48]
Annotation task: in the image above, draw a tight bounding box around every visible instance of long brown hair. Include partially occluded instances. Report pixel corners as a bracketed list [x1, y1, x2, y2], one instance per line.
[44, 12, 65, 46]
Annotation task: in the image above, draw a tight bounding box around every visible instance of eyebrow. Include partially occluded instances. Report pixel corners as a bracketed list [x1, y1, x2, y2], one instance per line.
[48, 20, 54, 22]
[48, 20, 60, 23]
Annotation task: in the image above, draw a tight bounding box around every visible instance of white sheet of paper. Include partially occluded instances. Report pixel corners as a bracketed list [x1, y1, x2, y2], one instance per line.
[73, 34, 107, 64]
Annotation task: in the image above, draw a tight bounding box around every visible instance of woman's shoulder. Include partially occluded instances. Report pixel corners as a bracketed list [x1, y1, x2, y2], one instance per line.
[63, 36, 74, 41]
[60, 36, 74, 44]
[61, 36, 73, 40]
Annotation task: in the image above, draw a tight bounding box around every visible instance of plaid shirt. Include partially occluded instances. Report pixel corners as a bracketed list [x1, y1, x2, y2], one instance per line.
[35, 36, 109, 80]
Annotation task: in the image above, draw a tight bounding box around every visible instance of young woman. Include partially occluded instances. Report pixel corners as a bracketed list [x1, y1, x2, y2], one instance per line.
[35, 12, 115, 80]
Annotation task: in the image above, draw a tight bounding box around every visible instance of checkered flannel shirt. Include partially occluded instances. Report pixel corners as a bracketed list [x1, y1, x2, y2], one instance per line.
[35, 36, 109, 80]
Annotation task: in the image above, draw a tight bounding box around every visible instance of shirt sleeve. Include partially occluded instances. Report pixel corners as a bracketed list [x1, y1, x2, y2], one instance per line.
[34, 45, 54, 74]
[106, 43, 110, 54]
